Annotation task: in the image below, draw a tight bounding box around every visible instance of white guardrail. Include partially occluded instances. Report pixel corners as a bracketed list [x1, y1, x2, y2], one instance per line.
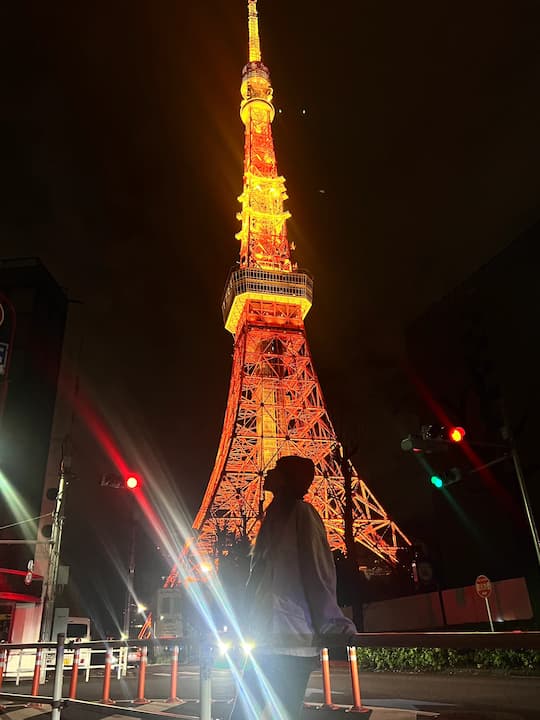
[3, 642, 132, 684]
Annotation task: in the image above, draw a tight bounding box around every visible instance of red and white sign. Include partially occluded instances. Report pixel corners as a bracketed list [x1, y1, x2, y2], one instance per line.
[475, 574, 492, 598]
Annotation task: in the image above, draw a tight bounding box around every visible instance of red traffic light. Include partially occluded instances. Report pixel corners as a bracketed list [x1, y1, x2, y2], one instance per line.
[449, 426, 466, 443]
[125, 474, 139, 490]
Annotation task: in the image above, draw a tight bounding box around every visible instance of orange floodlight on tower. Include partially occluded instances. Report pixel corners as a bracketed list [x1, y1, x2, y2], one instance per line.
[163, 0, 410, 590]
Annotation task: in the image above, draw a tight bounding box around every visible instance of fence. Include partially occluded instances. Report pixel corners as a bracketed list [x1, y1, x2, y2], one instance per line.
[3, 641, 131, 685]
[0, 631, 539, 719]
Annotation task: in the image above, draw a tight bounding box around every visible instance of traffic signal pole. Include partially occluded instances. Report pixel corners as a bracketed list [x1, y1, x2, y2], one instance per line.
[99, 472, 141, 638]
[511, 446, 540, 567]
[123, 504, 136, 639]
[401, 424, 540, 568]
[472, 428, 540, 568]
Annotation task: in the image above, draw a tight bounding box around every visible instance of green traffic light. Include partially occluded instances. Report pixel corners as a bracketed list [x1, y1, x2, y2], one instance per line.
[430, 475, 444, 489]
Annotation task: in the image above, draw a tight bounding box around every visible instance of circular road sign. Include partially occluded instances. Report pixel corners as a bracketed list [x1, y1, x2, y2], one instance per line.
[475, 574, 492, 598]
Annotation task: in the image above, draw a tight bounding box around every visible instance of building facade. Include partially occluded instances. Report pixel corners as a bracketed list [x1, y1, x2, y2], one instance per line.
[0, 258, 69, 640]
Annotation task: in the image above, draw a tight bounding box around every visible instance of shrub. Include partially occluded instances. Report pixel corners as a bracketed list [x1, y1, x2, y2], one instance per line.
[354, 647, 539, 674]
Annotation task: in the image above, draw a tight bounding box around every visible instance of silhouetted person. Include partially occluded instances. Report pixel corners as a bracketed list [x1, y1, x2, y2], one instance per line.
[230, 455, 357, 720]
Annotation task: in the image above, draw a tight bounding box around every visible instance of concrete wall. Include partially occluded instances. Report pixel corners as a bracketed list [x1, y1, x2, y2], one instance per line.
[363, 576, 532, 631]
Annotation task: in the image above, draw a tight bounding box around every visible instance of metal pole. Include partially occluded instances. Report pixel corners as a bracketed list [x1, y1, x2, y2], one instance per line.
[40, 444, 71, 642]
[199, 640, 212, 720]
[484, 598, 494, 632]
[51, 633, 65, 720]
[123, 505, 136, 639]
[511, 447, 540, 567]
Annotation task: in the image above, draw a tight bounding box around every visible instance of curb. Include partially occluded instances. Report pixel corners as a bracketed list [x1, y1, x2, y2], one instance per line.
[0, 699, 439, 720]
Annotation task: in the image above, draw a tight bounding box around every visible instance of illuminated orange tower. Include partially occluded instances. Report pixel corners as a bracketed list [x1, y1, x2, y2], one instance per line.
[166, 0, 409, 586]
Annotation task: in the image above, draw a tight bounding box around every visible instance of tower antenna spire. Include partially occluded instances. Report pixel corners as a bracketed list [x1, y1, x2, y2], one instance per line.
[247, 0, 262, 63]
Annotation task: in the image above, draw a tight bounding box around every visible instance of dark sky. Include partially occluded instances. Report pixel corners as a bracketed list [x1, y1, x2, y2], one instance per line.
[2, 1, 540, 630]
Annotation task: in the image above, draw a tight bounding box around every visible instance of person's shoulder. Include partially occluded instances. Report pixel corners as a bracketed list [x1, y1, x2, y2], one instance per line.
[297, 500, 324, 526]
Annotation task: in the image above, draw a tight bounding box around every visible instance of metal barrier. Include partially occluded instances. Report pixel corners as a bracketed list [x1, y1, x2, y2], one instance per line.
[0, 631, 538, 717]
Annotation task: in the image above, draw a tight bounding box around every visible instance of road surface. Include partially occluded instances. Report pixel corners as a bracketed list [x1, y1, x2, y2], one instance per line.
[1, 662, 539, 718]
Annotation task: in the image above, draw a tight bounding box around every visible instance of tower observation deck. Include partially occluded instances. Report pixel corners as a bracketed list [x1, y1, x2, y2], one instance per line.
[164, 0, 410, 588]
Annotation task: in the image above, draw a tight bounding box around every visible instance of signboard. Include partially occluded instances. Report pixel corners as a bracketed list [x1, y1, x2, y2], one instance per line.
[475, 574, 494, 631]
[475, 574, 492, 599]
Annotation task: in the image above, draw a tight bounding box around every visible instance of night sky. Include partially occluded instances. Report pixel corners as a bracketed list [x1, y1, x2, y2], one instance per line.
[2, 1, 540, 632]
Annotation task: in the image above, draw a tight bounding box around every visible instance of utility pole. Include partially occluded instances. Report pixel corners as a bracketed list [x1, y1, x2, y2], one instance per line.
[40, 440, 71, 641]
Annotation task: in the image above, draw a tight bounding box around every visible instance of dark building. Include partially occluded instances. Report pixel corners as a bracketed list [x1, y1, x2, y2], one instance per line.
[403, 221, 540, 618]
[0, 258, 68, 638]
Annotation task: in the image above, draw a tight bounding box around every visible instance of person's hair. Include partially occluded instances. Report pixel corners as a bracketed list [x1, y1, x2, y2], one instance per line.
[275, 455, 315, 499]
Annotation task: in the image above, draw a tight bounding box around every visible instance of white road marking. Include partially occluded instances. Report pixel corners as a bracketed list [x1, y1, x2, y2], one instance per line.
[152, 671, 199, 677]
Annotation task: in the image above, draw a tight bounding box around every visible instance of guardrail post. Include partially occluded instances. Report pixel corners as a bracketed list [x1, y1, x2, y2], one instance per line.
[68, 646, 80, 699]
[101, 647, 116, 705]
[347, 645, 369, 713]
[0, 646, 6, 710]
[15, 648, 22, 686]
[320, 647, 338, 710]
[199, 640, 212, 720]
[0, 647, 6, 689]
[167, 644, 180, 703]
[134, 646, 149, 704]
[51, 633, 65, 720]
[29, 647, 43, 708]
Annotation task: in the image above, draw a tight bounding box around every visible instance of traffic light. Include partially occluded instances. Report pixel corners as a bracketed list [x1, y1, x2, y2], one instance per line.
[125, 475, 139, 490]
[401, 434, 449, 454]
[449, 426, 466, 443]
[402, 424, 467, 453]
[430, 474, 444, 489]
[422, 424, 466, 442]
[100, 473, 141, 490]
[430, 467, 461, 489]
[421, 424, 446, 441]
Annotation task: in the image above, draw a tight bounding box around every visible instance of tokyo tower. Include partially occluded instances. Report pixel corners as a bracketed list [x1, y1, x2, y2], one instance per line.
[166, 0, 409, 587]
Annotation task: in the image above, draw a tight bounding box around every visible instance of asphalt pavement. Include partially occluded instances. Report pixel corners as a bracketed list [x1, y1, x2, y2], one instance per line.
[1, 664, 539, 719]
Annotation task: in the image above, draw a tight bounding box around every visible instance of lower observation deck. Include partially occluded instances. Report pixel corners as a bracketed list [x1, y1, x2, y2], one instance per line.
[222, 266, 313, 333]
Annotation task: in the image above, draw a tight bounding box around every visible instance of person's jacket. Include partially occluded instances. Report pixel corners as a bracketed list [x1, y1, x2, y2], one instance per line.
[244, 498, 357, 656]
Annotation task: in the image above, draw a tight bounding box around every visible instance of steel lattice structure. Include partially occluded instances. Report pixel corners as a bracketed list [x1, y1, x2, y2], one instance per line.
[164, 0, 410, 589]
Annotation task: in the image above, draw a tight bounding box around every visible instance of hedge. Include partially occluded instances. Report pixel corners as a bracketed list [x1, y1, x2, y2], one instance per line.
[354, 647, 540, 673]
